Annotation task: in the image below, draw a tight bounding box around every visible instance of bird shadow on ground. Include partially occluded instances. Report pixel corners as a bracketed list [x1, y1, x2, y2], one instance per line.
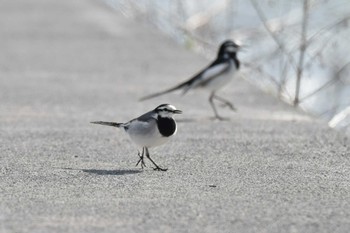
[59, 167, 142, 176]
[82, 169, 142, 175]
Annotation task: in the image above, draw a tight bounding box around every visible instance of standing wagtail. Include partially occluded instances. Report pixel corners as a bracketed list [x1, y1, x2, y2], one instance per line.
[91, 104, 182, 171]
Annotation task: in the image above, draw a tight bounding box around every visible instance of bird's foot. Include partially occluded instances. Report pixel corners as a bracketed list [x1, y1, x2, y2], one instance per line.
[153, 166, 168, 172]
[220, 102, 237, 112]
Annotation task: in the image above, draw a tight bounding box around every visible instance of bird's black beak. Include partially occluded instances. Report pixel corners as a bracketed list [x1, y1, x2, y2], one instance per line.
[173, 109, 182, 114]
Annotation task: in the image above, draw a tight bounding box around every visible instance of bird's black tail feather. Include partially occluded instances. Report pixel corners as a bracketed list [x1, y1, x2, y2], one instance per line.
[139, 80, 191, 101]
[90, 121, 123, 127]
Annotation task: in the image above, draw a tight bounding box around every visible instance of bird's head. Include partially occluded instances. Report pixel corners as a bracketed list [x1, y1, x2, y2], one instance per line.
[218, 40, 241, 57]
[155, 104, 182, 117]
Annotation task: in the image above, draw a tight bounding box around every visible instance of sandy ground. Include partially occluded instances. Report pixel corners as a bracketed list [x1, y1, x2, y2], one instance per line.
[0, 0, 349, 232]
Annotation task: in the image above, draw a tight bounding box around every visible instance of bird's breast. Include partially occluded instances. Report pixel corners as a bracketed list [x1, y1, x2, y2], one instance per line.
[203, 61, 237, 91]
[157, 117, 177, 137]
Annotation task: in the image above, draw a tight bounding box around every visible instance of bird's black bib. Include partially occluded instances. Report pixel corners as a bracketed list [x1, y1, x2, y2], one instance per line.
[157, 117, 176, 137]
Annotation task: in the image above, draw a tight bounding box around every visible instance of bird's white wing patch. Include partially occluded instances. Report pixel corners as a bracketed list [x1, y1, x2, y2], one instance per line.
[188, 63, 230, 90]
[201, 63, 230, 82]
[184, 62, 230, 93]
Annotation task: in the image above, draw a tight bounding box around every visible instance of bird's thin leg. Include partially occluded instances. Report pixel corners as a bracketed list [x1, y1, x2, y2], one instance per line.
[145, 147, 167, 171]
[135, 148, 142, 167]
[135, 147, 146, 169]
[209, 92, 224, 120]
[213, 94, 237, 111]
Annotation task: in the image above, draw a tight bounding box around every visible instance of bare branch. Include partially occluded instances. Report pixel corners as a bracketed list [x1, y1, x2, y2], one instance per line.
[293, 0, 309, 106]
[278, 56, 291, 97]
[306, 16, 350, 47]
[250, 0, 297, 71]
[299, 61, 350, 102]
[246, 65, 293, 101]
[299, 76, 340, 103]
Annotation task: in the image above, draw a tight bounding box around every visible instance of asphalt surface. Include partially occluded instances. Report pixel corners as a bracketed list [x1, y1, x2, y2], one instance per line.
[1, 0, 349, 232]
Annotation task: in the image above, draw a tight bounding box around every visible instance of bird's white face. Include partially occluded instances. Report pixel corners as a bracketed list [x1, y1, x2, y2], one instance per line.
[155, 104, 182, 118]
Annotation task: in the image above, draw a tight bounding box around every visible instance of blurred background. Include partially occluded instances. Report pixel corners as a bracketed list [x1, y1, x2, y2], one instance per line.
[104, 0, 350, 135]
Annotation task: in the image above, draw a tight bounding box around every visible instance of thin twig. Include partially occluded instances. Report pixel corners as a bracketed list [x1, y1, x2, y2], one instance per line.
[299, 76, 340, 103]
[293, 0, 309, 106]
[299, 61, 350, 102]
[250, 0, 297, 71]
[247, 65, 293, 101]
[278, 55, 291, 98]
[306, 16, 350, 47]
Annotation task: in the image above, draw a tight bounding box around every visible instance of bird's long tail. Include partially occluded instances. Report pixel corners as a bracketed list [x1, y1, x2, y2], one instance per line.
[139, 80, 191, 101]
[90, 121, 123, 127]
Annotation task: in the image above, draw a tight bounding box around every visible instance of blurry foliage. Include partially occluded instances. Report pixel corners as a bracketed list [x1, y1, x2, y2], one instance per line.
[106, 0, 350, 130]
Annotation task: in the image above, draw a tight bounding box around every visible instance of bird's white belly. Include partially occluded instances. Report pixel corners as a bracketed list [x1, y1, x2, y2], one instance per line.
[126, 120, 171, 148]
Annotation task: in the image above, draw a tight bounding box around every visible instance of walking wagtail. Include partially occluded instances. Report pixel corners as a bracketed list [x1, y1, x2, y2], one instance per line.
[140, 40, 241, 120]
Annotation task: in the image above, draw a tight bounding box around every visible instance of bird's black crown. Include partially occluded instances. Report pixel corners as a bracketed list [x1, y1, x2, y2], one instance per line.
[218, 40, 240, 57]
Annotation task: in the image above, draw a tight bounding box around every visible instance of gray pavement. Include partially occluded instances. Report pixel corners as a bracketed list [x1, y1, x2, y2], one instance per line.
[1, 0, 350, 232]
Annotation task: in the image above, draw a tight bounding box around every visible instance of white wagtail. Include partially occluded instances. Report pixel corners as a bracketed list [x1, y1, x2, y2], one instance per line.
[91, 104, 182, 171]
[140, 40, 241, 120]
